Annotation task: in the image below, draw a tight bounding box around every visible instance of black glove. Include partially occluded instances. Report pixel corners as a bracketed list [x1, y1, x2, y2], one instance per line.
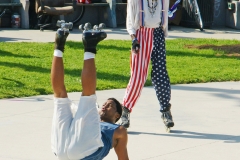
[132, 39, 140, 53]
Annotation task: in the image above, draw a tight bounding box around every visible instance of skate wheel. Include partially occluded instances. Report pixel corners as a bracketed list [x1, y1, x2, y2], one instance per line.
[93, 25, 99, 30]
[79, 24, 84, 31]
[56, 20, 65, 27]
[84, 22, 92, 31]
[99, 23, 106, 30]
[68, 22, 73, 30]
[165, 126, 171, 133]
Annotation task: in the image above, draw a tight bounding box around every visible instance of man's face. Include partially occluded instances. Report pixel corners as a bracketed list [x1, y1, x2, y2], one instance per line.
[99, 99, 120, 123]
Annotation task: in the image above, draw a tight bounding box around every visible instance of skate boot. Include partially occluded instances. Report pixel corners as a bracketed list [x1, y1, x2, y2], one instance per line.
[54, 20, 73, 52]
[54, 29, 69, 52]
[120, 107, 130, 129]
[161, 104, 174, 133]
[80, 23, 107, 54]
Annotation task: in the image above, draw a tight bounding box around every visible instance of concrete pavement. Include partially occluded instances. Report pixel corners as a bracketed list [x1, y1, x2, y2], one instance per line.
[0, 26, 240, 160]
[0, 83, 240, 160]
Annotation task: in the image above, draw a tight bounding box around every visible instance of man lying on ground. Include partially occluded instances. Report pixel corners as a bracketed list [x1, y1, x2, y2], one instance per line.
[50, 25, 129, 160]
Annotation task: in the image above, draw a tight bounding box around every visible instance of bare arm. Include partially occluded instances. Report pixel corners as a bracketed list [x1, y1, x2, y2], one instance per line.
[114, 126, 129, 160]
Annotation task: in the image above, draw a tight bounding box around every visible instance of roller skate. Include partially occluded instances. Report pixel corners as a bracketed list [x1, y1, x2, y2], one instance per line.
[120, 106, 130, 129]
[79, 22, 107, 54]
[161, 104, 174, 133]
[54, 20, 73, 52]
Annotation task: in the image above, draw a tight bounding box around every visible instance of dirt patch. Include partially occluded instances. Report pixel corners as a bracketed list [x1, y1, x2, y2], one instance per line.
[185, 44, 240, 58]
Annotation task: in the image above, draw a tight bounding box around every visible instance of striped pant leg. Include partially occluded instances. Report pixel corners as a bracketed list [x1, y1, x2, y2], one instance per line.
[123, 27, 154, 112]
[151, 27, 171, 112]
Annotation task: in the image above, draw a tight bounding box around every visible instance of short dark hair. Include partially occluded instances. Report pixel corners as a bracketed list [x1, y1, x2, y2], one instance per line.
[108, 98, 122, 122]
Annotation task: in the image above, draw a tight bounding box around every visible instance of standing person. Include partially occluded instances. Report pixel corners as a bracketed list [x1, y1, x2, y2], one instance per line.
[51, 26, 129, 159]
[121, 0, 174, 130]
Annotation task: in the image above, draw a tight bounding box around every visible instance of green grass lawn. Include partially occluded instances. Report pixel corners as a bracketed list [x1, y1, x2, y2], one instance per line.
[0, 39, 240, 99]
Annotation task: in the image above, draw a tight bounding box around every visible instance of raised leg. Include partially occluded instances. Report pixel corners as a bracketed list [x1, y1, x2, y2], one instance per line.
[66, 25, 107, 159]
[81, 23, 107, 95]
[51, 26, 73, 159]
[51, 27, 69, 98]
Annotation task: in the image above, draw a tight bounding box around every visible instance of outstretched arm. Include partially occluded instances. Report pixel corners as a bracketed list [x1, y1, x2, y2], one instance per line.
[51, 29, 69, 98]
[114, 126, 129, 160]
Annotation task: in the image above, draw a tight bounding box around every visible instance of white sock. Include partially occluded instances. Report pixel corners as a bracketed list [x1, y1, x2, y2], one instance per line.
[53, 49, 63, 57]
[84, 52, 95, 60]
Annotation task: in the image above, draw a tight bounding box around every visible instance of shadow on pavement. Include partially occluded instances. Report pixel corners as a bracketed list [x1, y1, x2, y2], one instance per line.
[0, 37, 30, 42]
[171, 85, 240, 102]
[128, 130, 240, 143]
[7, 97, 51, 102]
[172, 85, 240, 95]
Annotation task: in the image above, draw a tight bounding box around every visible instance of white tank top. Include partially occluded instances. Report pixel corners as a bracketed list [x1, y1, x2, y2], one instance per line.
[142, 0, 163, 28]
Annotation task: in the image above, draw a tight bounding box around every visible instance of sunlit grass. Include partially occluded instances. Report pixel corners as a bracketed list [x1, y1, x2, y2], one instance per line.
[0, 39, 240, 98]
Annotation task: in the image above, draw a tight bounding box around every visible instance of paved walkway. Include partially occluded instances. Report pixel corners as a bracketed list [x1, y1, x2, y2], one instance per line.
[1, 25, 240, 42]
[0, 26, 240, 160]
